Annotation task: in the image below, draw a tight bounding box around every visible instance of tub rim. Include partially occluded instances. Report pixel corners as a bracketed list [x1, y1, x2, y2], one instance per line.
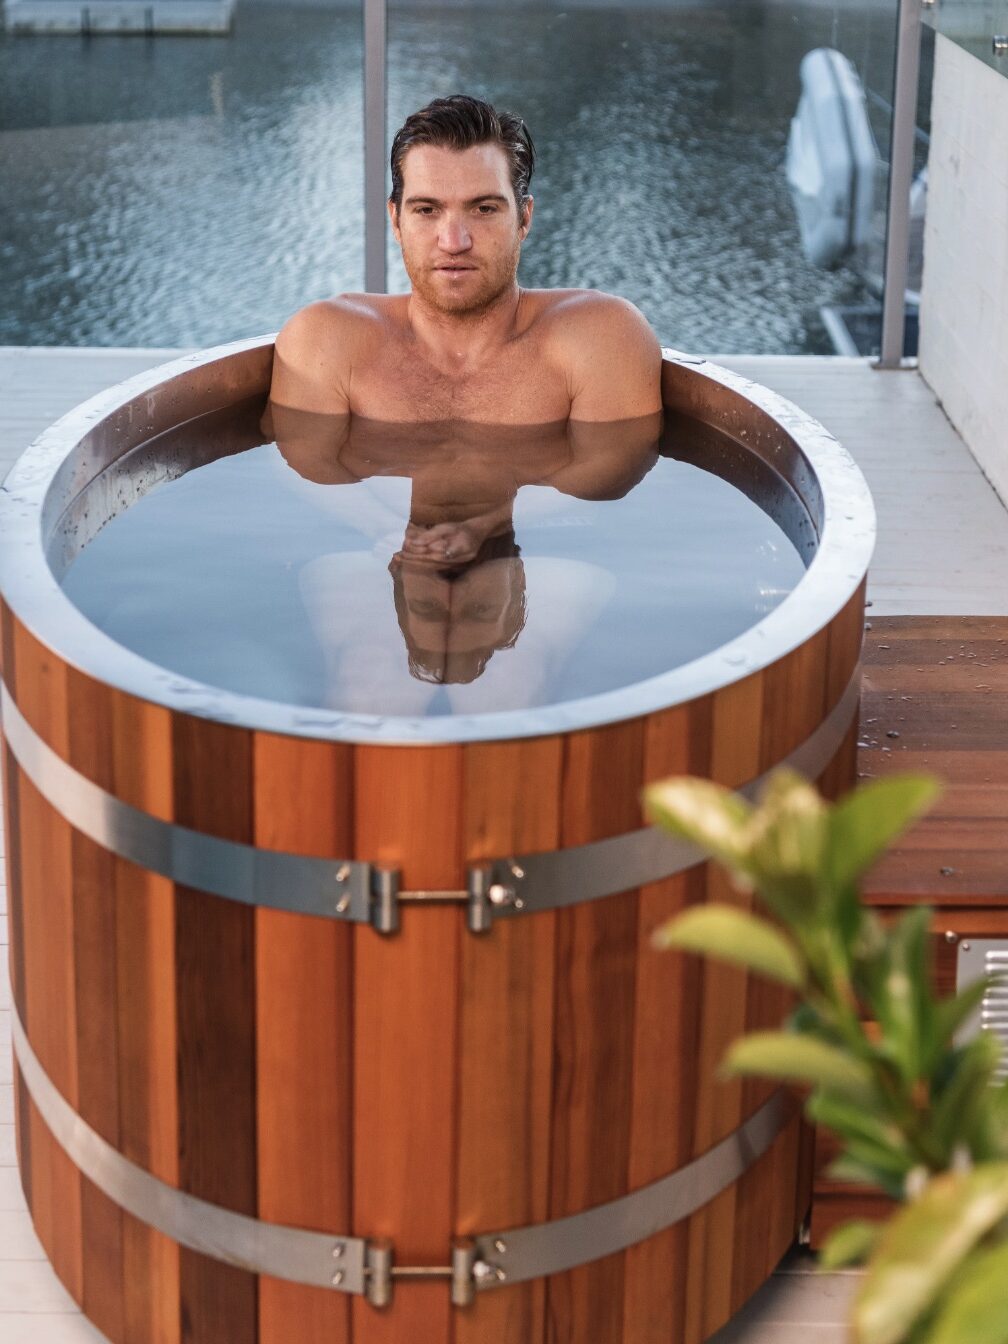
[0, 336, 875, 746]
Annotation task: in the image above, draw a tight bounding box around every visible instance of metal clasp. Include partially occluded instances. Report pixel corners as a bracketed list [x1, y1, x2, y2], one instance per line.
[466, 860, 527, 933]
[369, 869, 400, 935]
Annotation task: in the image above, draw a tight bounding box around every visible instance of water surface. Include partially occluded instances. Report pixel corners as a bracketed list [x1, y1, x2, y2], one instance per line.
[60, 408, 809, 716]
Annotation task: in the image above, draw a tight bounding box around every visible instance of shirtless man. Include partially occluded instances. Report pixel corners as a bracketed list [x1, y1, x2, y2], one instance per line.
[268, 93, 663, 424]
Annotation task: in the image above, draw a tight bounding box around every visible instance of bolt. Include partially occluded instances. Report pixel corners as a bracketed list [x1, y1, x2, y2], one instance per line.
[514, 898, 525, 911]
[332, 1270, 345, 1286]
[488, 883, 515, 907]
[332, 1243, 345, 1258]
[494, 1239, 507, 1254]
[473, 1261, 506, 1284]
[508, 860, 526, 881]
[336, 864, 352, 883]
[335, 894, 351, 914]
[945, 930, 958, 944]
[963, 942, 971, 952]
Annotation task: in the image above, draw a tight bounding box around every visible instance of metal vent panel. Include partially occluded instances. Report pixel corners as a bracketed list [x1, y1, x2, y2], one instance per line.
[956, 939, 1008, 1082]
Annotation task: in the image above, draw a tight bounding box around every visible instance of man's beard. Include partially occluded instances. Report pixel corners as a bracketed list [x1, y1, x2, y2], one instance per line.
[403, 240, 521, 318]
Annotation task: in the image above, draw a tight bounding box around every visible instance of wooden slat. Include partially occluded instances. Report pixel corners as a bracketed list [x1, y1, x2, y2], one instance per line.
[546, 719, 645, 1344]
[65, 668, 124, 1343]
[106, 694, 181, 1344]
[11, 618, 83, 1303]
[683, 669, 766, 1343]
[622, 698, 709, 1344]
[454, 735, 563, 1344]
[253, 733, 354, 1344]
[351, 745, 462, 1344]
[861, 616, 1008, 906]
[172, 716, 258, 1344]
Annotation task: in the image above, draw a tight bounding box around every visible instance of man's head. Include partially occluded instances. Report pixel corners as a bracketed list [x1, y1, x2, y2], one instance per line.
[390, 95, 535, 216]
[388, 95, 536, 316]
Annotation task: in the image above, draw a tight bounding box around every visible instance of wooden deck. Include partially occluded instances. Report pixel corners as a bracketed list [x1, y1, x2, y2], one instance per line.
[2, 348, 1008, 1342]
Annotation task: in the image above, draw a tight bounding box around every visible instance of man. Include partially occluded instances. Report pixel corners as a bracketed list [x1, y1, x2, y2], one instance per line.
[268, 94, 663, 424]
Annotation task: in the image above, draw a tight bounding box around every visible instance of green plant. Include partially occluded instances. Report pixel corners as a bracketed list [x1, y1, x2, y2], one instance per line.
[644, 768, 1008, 1344]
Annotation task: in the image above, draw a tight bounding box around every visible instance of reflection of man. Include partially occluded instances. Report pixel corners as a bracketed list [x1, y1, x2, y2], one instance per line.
[267, 409, 658, 706]
[390, 530, 527, 685]
[268, 93, 662, 425]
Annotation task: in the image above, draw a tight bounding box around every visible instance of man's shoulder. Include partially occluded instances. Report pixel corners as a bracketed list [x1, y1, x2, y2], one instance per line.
[528, 290, 662, 420]
[276, 293, 401, 353]
[530, 289, 659, 360]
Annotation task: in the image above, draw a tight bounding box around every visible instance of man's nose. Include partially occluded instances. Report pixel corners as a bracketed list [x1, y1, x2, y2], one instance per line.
[437, 215, 472, 253]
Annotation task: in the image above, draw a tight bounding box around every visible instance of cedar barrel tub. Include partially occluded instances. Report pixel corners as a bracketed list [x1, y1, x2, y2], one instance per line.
[0, 339, 874, 1344]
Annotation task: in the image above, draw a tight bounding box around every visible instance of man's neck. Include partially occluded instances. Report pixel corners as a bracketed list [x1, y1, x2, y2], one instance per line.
[406, 285, 523, 372]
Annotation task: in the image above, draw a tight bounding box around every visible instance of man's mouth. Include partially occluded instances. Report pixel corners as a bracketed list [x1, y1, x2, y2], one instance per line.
[436, 265, 476, 275]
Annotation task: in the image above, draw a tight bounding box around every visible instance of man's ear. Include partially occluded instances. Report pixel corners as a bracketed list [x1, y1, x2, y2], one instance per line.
[519, 196, 534, 240]
[388, 199, 402, 243]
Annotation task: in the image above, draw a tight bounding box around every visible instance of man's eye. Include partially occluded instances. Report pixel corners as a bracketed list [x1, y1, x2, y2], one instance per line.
[477, 205, 497, 214]
[414, 206, 435, 216]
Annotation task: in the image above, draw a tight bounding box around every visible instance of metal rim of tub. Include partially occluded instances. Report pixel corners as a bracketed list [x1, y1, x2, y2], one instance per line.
[0, 335, 876, 746]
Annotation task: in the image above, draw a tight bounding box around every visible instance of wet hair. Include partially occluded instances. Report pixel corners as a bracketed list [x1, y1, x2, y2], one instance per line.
[389, 94, 536, 215]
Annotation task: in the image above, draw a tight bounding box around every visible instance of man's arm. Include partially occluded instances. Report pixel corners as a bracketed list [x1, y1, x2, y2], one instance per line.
[268, 297, 368, 414]
[557, 292, 664, 423]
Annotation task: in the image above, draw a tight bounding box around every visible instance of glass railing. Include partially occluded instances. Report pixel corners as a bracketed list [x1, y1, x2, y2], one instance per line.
[0, 4, 365, 347]
[383, 1, 920, 356]
[923, 0, 1008, 74]
[1, 1, 932, 359]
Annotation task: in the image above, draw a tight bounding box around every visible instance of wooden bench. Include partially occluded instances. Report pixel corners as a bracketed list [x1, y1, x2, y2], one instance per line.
[811, 614, 1008, 1244]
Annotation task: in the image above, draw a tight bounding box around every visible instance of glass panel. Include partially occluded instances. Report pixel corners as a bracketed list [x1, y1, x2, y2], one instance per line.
[0, 5, 364, 347]
[924, 0, 1008, 74]
[384, 1, 912, 356]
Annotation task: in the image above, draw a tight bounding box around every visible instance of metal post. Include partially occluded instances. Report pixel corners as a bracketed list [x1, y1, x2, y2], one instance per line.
[363, 0, 388, 294]
[878, 0, 923, 368]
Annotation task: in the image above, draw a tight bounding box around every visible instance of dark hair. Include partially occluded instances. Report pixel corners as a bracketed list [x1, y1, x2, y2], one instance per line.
[389, 94, 536, 214]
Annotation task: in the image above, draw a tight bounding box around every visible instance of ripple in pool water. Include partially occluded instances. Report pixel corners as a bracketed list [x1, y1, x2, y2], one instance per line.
[60, 408, 810, 717]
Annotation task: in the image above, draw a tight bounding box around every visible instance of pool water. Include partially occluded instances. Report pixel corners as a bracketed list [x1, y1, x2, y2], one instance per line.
[60, 408, 809, 716]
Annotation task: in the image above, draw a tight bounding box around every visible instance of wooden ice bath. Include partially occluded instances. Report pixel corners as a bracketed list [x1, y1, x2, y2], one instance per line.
[0, 339, 874, 1344]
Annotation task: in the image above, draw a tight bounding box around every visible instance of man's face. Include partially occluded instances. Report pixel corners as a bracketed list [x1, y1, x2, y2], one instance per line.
[389, 142, 533, 316]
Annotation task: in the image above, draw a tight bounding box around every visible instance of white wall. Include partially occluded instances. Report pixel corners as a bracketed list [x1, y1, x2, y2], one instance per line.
[919, 33, 1008, 505]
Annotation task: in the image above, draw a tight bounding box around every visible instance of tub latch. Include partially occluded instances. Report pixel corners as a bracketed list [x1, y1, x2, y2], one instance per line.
[363, 1239, 483, 1308]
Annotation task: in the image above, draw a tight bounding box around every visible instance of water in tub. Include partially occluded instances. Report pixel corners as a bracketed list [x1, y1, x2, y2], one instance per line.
[60, 403, 810, 717]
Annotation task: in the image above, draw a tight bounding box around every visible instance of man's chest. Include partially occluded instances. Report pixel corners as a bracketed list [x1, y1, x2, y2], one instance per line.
[347, 339, 571, 424]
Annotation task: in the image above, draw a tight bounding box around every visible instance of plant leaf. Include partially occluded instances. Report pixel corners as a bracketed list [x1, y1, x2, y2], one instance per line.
[643, 777, 754, 875]
[931, 1031, 1004, 1159]
[747, 769, 829, 883]
[722, 1031, 876, 1104]
[826, 775, 941, 894]
[853, 1164, 1008, 1344]
[873, 906, 934, 1085]
[925, 1240, 1008, 1344]
[928, 976, 993, 1068]
[820, 1219, 883, 1270]
[651, 905, 806, 988]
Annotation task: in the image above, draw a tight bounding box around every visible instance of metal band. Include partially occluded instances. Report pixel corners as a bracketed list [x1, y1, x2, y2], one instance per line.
[470, 1091, 790, 1291]
[0, 683, 377, 926]
[475, 663, 862, 925]
[10, 1007, 368, 1295]
[1, 663, 859, 932]
[11, 1001, 789, 1302]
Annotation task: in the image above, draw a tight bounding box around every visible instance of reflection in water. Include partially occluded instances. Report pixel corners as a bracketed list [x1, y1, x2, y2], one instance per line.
[264, 402, 659, 712]
[61, 404, 808, 717]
